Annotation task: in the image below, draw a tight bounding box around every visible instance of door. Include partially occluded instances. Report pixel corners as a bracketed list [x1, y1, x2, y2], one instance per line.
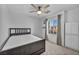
[65, 23, 79, 51]
[57, 15, 62, 46]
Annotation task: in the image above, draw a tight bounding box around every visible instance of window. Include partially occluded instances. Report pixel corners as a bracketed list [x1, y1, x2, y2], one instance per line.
[48, 19, 58, 34]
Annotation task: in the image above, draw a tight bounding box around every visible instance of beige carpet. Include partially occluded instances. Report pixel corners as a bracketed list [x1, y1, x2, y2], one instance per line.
[41, 40, 79, 55]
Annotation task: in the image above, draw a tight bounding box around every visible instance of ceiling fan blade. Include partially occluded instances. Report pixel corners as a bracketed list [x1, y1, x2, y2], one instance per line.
[31, 4, 38, 10]
[41, 4, 50, 12]
[42, 4, 50, 9]
[44, 5, 50, 9]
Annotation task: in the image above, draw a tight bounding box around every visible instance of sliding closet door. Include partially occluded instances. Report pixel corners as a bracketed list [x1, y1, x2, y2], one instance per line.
[65, 23, 79, 51]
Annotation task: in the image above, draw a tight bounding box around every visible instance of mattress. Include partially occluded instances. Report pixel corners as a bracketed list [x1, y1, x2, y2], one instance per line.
[1, 34, 43, 51]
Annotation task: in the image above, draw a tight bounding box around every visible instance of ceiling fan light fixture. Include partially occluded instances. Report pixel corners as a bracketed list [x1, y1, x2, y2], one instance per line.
[37, 11, 42, 15]
[30, 4, 50, 15]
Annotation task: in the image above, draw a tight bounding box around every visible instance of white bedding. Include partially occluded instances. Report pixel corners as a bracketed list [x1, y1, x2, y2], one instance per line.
[1, 34, 43, 51]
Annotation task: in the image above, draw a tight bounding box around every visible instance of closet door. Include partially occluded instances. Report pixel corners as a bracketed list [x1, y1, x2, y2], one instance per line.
[65, 35, 79, 51]
[65, 23, 79, 51]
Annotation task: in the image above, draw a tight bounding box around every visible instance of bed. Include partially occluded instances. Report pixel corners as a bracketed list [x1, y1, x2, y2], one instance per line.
[0, 28, 45, 55]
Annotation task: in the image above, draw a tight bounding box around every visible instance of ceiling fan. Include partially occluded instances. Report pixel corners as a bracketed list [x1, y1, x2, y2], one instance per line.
[29, 4, 50, 15]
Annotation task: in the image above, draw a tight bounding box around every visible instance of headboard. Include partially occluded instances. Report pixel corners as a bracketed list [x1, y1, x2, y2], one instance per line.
[9, 28, 31, 36]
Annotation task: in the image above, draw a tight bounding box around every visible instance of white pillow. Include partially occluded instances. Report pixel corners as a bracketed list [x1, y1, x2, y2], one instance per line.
[27, 29, 30, 32]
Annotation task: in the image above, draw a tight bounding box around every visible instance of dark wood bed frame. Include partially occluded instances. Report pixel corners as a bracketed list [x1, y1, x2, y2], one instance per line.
[0, 28, 45, 55]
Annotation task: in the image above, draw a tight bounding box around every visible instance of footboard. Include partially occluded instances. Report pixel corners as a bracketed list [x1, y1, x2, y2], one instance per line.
[0, 39, 45, 55]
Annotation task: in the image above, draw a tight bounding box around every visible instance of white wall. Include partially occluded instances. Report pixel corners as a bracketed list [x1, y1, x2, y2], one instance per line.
[67, 8, 79, 23]
[0, 5, 10, 48]
[8, 13, 42, 38]
[0, 5, 42, 48]
[0, 5, 2, 46]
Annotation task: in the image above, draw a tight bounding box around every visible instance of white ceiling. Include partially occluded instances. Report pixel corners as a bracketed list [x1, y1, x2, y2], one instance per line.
[7, 4, 79, 18]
